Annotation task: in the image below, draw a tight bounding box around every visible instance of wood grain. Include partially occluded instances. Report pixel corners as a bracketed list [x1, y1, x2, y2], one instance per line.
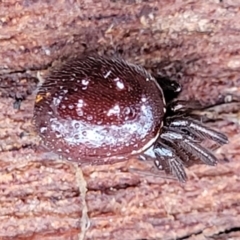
[0, 0, 240, 239]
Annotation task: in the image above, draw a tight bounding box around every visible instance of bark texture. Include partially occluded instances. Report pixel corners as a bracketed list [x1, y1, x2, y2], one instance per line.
[0, 0, 240, 239]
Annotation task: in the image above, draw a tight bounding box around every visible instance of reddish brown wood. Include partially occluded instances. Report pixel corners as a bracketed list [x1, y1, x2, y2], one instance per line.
[0, 0, 240, 239]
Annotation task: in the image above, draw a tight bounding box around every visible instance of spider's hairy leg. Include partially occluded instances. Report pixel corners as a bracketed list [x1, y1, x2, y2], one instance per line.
[160, 129, 218, 166]
[181, 140, 218, 166]
[167, 100, 202, 114]
[153, 141, 187, 183]
[168, 117, 228, 145]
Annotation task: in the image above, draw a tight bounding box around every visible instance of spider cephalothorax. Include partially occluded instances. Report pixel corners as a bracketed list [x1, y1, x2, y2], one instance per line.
[136, 77, 228, 182]
[33, 55, 228, 182]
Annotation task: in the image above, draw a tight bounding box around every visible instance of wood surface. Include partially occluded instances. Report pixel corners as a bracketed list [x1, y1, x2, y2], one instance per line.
[0, 0, 240, 239]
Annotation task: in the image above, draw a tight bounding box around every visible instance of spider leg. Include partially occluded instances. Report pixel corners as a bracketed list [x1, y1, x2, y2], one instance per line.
[163, 139, 190, 163]
[168, 100, 202, 114]
[153, 141, 187, 182]
[181, 140, 218, 165]
[167, 117, 228, 145]
[160, 129, 218, 166]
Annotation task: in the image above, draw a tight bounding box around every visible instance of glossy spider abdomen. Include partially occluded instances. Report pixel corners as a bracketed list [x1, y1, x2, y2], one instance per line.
[33, 56, 166, 164]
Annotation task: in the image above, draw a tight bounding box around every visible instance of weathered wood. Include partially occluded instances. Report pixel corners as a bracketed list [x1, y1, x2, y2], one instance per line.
[0, 0, 240, 239]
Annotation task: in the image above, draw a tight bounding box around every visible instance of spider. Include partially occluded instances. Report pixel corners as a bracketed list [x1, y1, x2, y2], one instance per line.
[33, 55, 228, 182]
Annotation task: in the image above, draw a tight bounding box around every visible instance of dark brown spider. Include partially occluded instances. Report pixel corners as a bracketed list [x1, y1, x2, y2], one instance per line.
[33, 55, 228, 182]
